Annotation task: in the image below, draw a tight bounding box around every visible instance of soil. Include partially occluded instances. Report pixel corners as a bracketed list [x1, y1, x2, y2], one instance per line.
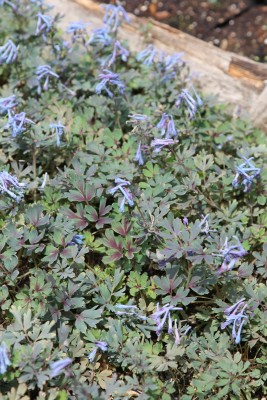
[96, 0, 267, 62]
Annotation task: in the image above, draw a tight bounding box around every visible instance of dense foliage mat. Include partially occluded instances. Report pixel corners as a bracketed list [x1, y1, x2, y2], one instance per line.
[0, 1, 266, 399]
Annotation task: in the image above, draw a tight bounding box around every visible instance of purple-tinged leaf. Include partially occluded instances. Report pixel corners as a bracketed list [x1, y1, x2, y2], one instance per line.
[61, 205, 88, 230]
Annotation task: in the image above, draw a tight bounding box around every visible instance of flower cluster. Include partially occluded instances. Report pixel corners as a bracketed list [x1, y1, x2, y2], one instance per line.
[213, 236, 247, 274]
[109, 177, 134, 212]
[221, 298, 248, 344]
[137, 44, 158, 66]
[115, 304, 147, 321]
[88, 27, 112, 47]
[151, 303, 183, 336]
[0, 39, 18, 64]
[232, 157, 261, 192]
[157, 113, 177, 138]
[0, 95, 16, 114]
[176, 86, 203, 119]
[66, 21, 90, 44]
[101, 40, 129, 67]
[96, 69, 125, 97]
[7, 110, 34, 137]
[36, 12, 53, 38]
[0, 171, 26, 202]
[36, 65, 59, 94]
[102, 3, 130, 32]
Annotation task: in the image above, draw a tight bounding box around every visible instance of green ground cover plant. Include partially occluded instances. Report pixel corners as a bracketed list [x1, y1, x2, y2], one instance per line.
[0, 1, 266, 399]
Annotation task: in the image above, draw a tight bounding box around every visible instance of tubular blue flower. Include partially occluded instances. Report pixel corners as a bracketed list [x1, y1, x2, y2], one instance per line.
[88, 27, 112, 47]
[95, 341, 108, 352]
[88, 341, 108, 362]
[134, 142, 144, 165]
[50, 358, 73, 378]
[40, 172, 48, 190]
[0, 342, 11, 375]
[68, 234, 84, 246]
[199, 214, 216, 236]
[183, 217, 189, 226]
[96, 69, 125, 97]
[0, 0, 17, 11]
[128, 114, 150, 124]
[164, 52, 184, 71]
[50, 121, 65, 146]
[136, 44, 158, 66]
[0, 171, 26, 202]
[0, 39, 18, 64]
[7, 110, 34, 137]
[0, 95, 16, 114]
[102, 4, 130, 32]
[213, 236, 247, 274]
[221, 299, 248, 344]
[109, 177, 134, 212]
[88, 347, 97, 362]
[66, 21, 90, 43]
[102, 40, 129, 67]
[232, 157, 261, 192]
[151, 303, 183, 336]
[157, 113, 177, 138]
[175, 86, 203, 119]
[173, 320, 191, 345]
[151, 138, 177, 153]
[115, 304, 147, 321]
[36, 13, 53, 37]
[36, 65, 59, 94]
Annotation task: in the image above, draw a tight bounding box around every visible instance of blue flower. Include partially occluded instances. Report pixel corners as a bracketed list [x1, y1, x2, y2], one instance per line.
[36, 65, 59, 94]
[233, 157, 261, 192]
[102, 4, 130, 32]
[68, 234, 84, 246]
[0, 39, 18, 64]
[137, 44, 158, 66]
[0, 171, 26, 202]
[128, 114, 150, 124]
[88, 27, 112, 47]
[96, 69, 125, 98]
[66, 21, 90, 43]
[88, 341, 108, 362]
[134, 142, 144, 165]
[109, 177, 134, 212]
[0, 95, 16, 114]
[221, 299, 248, 344]
[115, 304, 147, 321]
[7, 110, 34, 137]
[151, 138, 177, 153]
[50, 358, 73, 378]
[0, 342, 11, 375]
[0, 0, 17, 11]
[36, 13, 53, 37]
[50, 121, 65, 146]
[151, 303, 182, 336]
[176, 86, 203, 119]
[213, 236, 247, 274]
[157, 113, 177, 138]
[101, 40, 129, 67]
[173, 320, 191, 345]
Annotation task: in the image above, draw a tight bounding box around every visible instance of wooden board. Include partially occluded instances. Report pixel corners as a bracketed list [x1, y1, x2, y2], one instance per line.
[50, 0, 267, 130]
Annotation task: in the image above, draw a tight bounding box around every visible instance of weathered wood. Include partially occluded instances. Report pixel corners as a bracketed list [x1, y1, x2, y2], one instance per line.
[50, 0, 267, 130]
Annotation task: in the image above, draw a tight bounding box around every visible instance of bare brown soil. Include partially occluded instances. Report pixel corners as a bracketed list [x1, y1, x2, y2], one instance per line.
[97, 0, 267, 62]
